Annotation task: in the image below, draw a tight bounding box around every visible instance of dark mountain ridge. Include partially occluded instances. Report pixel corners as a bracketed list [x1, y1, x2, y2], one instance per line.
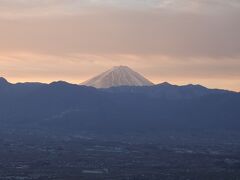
[0, 77, 239, 137]
[103, 82, 232, 99]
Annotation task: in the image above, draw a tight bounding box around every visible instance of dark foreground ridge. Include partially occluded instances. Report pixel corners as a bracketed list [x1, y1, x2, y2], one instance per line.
[0, 77, 239, 133]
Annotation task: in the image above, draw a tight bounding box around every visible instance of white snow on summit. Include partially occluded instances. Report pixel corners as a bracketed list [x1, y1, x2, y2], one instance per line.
[82, 66, 154, 88]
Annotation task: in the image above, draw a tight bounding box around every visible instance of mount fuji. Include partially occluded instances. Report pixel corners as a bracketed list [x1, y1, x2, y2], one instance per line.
[82, 66, 154, 88]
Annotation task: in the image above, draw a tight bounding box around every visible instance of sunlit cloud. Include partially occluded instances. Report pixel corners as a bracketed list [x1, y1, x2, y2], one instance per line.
[0, 0, 240, 18]
[0, 0, 239, 90]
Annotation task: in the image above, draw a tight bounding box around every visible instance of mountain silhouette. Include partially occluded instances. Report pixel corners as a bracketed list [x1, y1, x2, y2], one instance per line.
[0, 77, 11, 87]
[0, 76, 239, 137]
[104, 82, 231, 99]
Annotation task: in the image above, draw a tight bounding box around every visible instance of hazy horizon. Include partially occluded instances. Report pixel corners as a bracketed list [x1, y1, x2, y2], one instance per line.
[0, 0, 239, 91]
[0, 65, 238, 92]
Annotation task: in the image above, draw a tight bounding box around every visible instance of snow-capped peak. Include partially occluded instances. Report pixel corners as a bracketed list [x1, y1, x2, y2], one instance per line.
[82, 66, 154, 88]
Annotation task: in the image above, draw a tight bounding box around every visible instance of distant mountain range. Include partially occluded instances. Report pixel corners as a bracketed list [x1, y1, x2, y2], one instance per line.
[0, 73, 239, 137]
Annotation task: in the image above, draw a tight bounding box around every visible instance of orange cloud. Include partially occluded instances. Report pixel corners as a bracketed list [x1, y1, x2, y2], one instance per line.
[0, 1, 239, 91]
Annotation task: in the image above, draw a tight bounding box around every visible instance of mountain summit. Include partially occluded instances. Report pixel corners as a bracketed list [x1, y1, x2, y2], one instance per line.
[0, 77, 10, 87]
[82, 66, 154, 88]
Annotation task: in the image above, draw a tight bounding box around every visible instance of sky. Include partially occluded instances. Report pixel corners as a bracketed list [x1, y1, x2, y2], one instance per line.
[0, 0, 239, 91]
